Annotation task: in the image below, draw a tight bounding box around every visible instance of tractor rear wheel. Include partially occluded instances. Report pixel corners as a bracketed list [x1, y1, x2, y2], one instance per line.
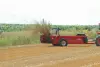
[95, 36, 100, 46]
[59, 39, 68, 46]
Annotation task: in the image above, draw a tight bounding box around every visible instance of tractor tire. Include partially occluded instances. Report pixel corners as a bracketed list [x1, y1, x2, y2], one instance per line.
[59, 39, 68, 46]
[95, 36, 100, 46]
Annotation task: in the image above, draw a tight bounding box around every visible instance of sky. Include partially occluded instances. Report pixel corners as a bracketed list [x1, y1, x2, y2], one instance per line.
[0, 0, 100, 25]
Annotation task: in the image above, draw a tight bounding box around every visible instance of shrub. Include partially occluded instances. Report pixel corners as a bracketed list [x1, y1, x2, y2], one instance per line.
[33, 19, 52, 36]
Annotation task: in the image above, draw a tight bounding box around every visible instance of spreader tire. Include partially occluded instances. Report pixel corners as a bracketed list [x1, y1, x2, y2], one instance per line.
[59, 39, 68, 46]
[95, 36, 100, 46]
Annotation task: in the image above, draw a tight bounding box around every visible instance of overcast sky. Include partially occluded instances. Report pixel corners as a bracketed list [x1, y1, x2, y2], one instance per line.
[0, 0, 100, 25]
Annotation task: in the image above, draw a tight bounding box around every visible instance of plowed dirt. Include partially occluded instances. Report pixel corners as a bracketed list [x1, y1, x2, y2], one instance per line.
[0, 44, 100, 67]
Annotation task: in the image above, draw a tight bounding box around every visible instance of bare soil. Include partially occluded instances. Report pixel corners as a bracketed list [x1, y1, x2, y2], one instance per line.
[0, 44, 100, 67]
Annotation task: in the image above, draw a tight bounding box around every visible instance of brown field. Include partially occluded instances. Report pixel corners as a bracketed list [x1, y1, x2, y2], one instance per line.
[0, 43, 100, 67]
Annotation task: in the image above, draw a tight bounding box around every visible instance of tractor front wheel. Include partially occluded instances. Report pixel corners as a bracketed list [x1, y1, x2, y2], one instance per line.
[95, 36, 100, 46]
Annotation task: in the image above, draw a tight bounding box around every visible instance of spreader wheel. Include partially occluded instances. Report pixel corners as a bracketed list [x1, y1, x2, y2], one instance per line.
[59, 39, 68, 46]
[96, 36, 100, 46]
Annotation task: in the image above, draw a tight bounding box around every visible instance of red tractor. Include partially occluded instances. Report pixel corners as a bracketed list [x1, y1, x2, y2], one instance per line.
[95, 23, 100, 46]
